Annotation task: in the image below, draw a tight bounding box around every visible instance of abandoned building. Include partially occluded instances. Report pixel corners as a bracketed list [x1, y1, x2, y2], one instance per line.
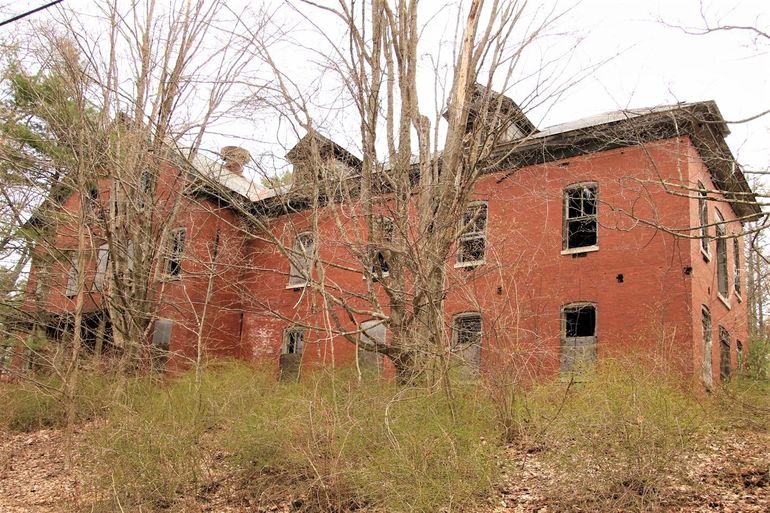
[10, 93, 761, 387]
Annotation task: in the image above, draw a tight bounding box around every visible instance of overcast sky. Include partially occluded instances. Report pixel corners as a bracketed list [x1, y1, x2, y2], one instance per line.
[2, 0, 768, 173]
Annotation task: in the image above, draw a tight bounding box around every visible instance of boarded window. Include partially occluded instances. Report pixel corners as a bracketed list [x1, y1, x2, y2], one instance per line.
[280, 327, 305, 381]
[152, 319, 173, 369]
[719, 327, 731, 381]
[564, 185, 597, 250]
[561, 303, 597, 375]
[715, 211, 728, 298]
[65, 251, 79, 297]
[93, 243, 110, 291]
[733, 238, 741, 296]
[166, 228, 186, 277]
[452, 313, 483, 374]
[457, 203, 487, 266]
[698, 182, 709, 254]
[288, 233, 314, 287]
[358, 320, 385, 374]
[702, 306, 713, 388]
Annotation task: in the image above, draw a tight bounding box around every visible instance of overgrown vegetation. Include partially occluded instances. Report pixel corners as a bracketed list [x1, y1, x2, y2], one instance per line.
[1, 359, 768, 512]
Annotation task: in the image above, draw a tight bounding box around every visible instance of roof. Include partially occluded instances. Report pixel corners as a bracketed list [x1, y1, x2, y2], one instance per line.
[190, 153, 285, 202]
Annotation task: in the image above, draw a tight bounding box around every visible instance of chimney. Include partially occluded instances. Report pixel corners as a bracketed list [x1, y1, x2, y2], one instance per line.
[220, 146, 251, 175]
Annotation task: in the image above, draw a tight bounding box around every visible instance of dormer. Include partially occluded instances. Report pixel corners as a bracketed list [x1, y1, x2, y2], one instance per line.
[285, 132, 362, 189]
[443, 83, 538, 142]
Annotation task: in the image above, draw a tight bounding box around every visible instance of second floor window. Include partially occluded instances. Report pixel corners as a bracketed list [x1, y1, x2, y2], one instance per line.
[371, 216, 394, 278]
[288, 233, 314, 287]
[715, 211, 728, 299]
[698, 182, 709, 255]
[564, 184, 597, 250]
[457, 202, 487, 266]
[733, 237, 741, 296]
[166, 228, 186, 278]
[93, 243, 110, 291]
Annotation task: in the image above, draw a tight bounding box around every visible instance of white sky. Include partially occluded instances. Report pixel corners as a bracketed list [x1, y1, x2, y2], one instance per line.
[2, 0, 769, 173]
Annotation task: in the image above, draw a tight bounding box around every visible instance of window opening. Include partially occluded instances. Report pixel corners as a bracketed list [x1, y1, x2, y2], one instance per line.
[65, 251, 79, 297]
[166, 228, 186, 278]
[452, 313, 483, 373]
[288, 233, 314, 287]
[457, 202, 487, 266]
[702, 306, 713, 388]
[152, 319, 173, 369]
[719, 326, 731, 381]
[561, 303, 597, 375]
[564, 184, 597, 250]
[371, 216, 394, 277]
[94, 243, 110, 291]
[358, 320, 385, 374]
[715, 211, 728, 298]
[698, 182, 709, 255]
[733, 238, 741, 296]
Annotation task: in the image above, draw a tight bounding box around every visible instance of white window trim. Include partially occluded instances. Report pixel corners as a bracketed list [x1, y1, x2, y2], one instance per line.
[563, 182, 599, 253]
[287, 232, 314, 288]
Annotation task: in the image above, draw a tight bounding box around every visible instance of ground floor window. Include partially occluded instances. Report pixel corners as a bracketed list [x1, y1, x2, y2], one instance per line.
[452, 313, 483, 375]
[561, 303, 597, 376]
[280, 326, 305, 381]
[719, 327, 730, 381]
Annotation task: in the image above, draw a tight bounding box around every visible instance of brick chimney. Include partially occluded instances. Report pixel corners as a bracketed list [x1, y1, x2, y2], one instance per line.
[220, 146, 251, 175]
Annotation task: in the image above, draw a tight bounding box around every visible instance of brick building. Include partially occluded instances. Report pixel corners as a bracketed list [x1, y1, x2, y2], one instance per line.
[12, 96, 761, 387]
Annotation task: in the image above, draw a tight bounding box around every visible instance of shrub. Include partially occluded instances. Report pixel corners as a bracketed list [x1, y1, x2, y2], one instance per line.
[522, 359, 706, 512]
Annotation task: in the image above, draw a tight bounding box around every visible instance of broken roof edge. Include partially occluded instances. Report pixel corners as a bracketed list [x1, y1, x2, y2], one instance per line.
[285, 131, 362, 168]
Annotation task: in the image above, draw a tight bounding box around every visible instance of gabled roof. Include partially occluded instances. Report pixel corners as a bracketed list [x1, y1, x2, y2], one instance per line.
[285, 132, 362, 168]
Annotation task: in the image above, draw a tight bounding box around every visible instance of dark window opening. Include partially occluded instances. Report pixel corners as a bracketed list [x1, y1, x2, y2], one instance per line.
[166, 228, 186, 277]
[733, 238, 741, 296]
[283, 328, 305, 355]
[698, 182, 709, 254]
[371, 216, 394, 278]
[715, 212, 728, 298]
[457, 203, 487, 265]
[564, 185, 597, 250]
[719, 327, 730, 381]
[561, 303, 597, 375]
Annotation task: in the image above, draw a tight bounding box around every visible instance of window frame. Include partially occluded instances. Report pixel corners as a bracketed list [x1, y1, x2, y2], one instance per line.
[93, 243, 110, 291]
[560, 302, 598, 376]
[370, 216, 394, 279]
[455, 201, 488, 268]
[719, 326, 731, 382]
[282, 326, 305, 355]
[287, 232, 315, 288]
[698, 182, 710, 259]
[733, 237, 742, 298]
[164, 227, 187, 279]
[562, 183, 599, 254]
[357, 319, 386, 374]
[702, 305, 713, 388]
[451, 312, 483, 373]
[65, 251, 79, 297]
[714, 210, 729, 303]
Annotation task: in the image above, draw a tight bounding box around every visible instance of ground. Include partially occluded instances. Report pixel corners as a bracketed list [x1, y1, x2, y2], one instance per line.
[0, 426, 767, 513]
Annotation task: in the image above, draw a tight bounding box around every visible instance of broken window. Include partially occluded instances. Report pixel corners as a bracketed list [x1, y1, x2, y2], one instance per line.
[65, 251, 79, 297]
[715, 211, 728, 299]
[561, 303, 597, 375]
[564, 184, 597, 250]
[457, 202, 487, 266]
[733, 238, 741, 296]
[166, 228, 186, 278]
[151, 319, 173, 369]
[358, 320, 385, 374]
[719, 327, 731, 381]
[452, 313, 483, 374]
[371, 216, 394, 278]
[280, 326, 305, 381]
[736, 340, 744, 373]
[288, 232, 314, 287]
[698, 182, 709, 255]
[138, 171, 152, 210]
[702, 306, 713, 388]
[93, 243, 110, 291]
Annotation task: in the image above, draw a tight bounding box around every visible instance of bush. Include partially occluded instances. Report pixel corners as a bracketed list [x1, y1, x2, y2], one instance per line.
[518, 359, 706, 512]
[0, 372, 114, 432]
